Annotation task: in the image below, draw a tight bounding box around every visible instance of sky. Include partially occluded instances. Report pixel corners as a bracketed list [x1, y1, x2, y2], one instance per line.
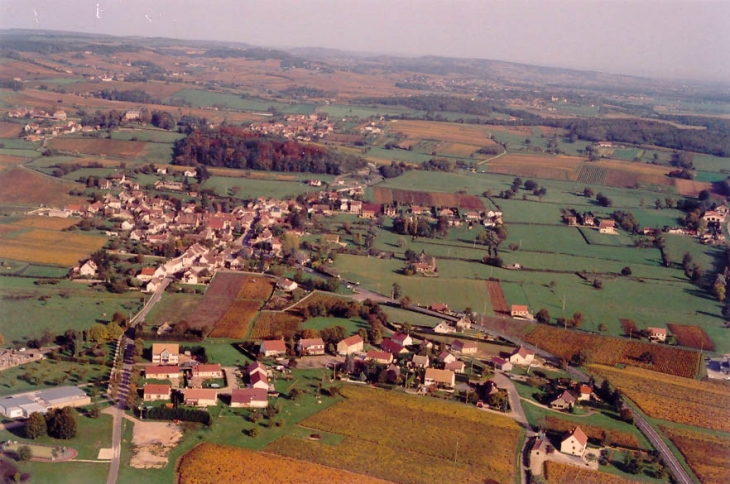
[1, 0, 728, 82]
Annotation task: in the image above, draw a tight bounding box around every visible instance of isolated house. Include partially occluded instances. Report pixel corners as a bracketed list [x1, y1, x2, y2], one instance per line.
[433, 321, 455, 334]
[151, 344, 179, 364]
[78, 260, 98, 277]
[230, 388, 268, 409]
[424, 368, 455, 388]
[143, 384, 171, 402]
[336, 335, 364, 356]
[259, 339, 287, 357]
[510, 305, 530, 318]
[550, 390, 577, 411]
[647, 327, 667, 342]
[277, 279, 298, 292]
[530, 438, 553, 476]
[599, 220, 616, 234]
[560, 427, 588, 457]
[509, 346, 535, 366]
[297, 338, 326, 356]
[451, 339, 478, 354]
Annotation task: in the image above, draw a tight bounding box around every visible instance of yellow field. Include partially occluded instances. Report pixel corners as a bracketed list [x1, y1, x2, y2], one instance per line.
[589, 364, 730, 432]
[659, 426, 730, 484]
[15, 216, 79, 230]
[388, 120, 497, 146]
[486, 154, 584, 181]
[178, 443, 389, 484]
[438, 142, 479, 156]
[593, 160, 672, 176]
[0, 228, 106, 266]
[266, 385, 521, 484]
[0, 168, 80, 207]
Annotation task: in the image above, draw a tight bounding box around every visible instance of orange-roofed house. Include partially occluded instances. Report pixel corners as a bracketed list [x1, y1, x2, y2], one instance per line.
[424, 368, 455, 388]
[561, 427, 588, 456]
[510, 304, 530, 318]
[143, 384, 171, 402]
[336, 335, 364, 356]
[646, 327, 667, 342]
[365, 350, 393, 365]
[259, 339, 287, 357]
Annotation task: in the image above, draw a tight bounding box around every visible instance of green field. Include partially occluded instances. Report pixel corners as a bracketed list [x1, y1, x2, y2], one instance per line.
[203, 175, 326, 199]
[0, 357, 111, 397]
[0, 276, 144, 344]
[111, 129, 185, 143]
[167, 89, 315, 114]
[301, 316, 368, 335]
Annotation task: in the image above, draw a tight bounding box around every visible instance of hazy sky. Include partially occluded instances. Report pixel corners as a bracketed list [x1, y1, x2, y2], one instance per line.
[1, 0, 728, 82]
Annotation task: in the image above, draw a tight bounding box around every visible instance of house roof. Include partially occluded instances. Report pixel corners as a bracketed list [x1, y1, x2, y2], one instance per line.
[339, 335, 363, 347]
[511, 304, 529, 312]
[184, 388, 218, 401]
[452, 339, 477, 351]
[512, 346, 534, 358]
[438, 350, 453, 361]
[139, 267, 156, 276]
[412, 354, 429, 365]
[430, 303, 448, 311]
[231, 388, 268, 404]
[579, 385, 592, 395]
[556, 390, 577, 404]
[144, 383, 171, 396]
[599, 220, 616, 228]
[391, 332, 410, 343]
[647, 327, 667, 335]
[565, 426, 588, 446]
[491, 357, 508, 365]
[531, 438, 552, 454]
[445, 360, 465, 371]
[152, 343, 179, 355]
[424, 368, 454, 384]
[365, 350, 392, 361]
[298, 338, 325, 348]
[380, 339, 406, 354]
[247, 361, 267, 374]
[260, 339, 287, 352]
[250, 372, 268, 386]
[145, 365, 180, 376]
[193, 364, 221, 373]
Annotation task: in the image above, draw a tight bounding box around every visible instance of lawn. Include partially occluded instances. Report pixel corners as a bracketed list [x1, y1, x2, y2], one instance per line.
[301, 316, 368, 335]
[10, 461, 110, 484]
[0, 358, 111, 397]
[381, 306, 446, 328]
[203, 175, 321, 199]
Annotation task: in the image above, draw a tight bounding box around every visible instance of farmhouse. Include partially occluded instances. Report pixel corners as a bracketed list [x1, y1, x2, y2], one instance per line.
[365, 350, 393, 365]
[424, 368, 455, 388]
[509, 346, 535, 366]
[184, 388, 218, 407]
[510, 305, 531, 319]
[78, 260, 98, 277]
[259, 339, 287, 357]
[297, 338, 326, 356]
[451, 339, 478, 354]
[560, 427, 588, 457]
[433, 321, 455, 334]
[336, 335, 364, 356]
[277, 278, 298, 292]
[429, 303, 449, 313]
[414, 253, 437, 274]
[152, 344, 179, 364]
[143, 384, 171, 402]
[550, 390, 577, 411]
[391, 332, 413, 347]
[578, 385, 593, 401]
[491, 357, 513, 372]
[647, 327, 667, 342]
[145, 365, 181, 380]
[191, 364, 223, 379]
[230, 388, 268, 409]
[530, 438, 553, 476]
[599, 220, 617, 234]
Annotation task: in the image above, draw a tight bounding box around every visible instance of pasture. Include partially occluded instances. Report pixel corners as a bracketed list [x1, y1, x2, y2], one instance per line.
[48, 138, 146, 159]
[387, 119, 497, 147]
[266, 385, 521, 484]
[203, 175, 320, 199]
[0, 167, 81, 207]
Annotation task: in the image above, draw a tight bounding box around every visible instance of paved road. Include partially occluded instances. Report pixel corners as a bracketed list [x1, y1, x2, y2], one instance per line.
[106, 278, 171, 484]
[493, 372, 533, 484]
[630, 405, 695, 484]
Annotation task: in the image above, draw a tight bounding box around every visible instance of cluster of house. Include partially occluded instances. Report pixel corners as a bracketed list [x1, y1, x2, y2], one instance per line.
[548, 383, 593, 411]
[0, 387, 91, 419]
[141, 344, 270, 409]
[61, 188, 313, 288]
[9, 107, 96, 141]
[248, 114, 334, 141]
[563, 210, 616, 234]
[395, 206, 503, 228]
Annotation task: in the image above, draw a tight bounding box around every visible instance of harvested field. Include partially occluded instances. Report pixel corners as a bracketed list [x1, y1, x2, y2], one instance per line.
[544, 416, 643, 450]
[576, 165, 608, 185]
[0, 167, 80, 206]
[675, 178, 713, 197]
[388, 120, 496, 146]
[178, 443, 390, 484]
[660, 426, 730, 484]
[589, 365, 730, 433]
[204, 272, 250, 300]
[524, 325, 700, 378]
[236, 276, 275, 301]
[439, 142, 479, 156]
[0, 228, 106, 266]
[48, 138, 146, 158]
[373, 187, 484, 211]
[249, 311, 304, 340]
[486, 280, 509, 316]
[209, 300, 261, 339]
[544, 461, 636, 484]
[0, 122, 22, 137]
[485, 155, 583, 181]
[0, 154, 28, 168]
[667, 323, 715, 351]
[0, 224, 21, 236]
[266, 385, 521, 484]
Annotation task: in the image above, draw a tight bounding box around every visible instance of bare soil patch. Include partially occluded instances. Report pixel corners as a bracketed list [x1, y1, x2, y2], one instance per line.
[486, 281, 509, 316]
[129, 420, 183, 469]
[675, 179, 713, 197]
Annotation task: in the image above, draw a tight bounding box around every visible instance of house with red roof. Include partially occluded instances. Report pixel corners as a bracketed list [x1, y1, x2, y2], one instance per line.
[380, 339, 408, 355]
[336, 335, 364, 356]
[297, 338, 325, 356]
[550, 390, 577, 411]
[510, 304, 530, 319]
[249, 372, 269, 391]
[391, 332, 413, 347]
[509, 346, 535, 365]
[365, 350, 393, 365]
[259, 339, 287, 357]
[230, 388, 268, 409]
[143, 384, 171, 402]
[144, 365, 181, 380]
[646, 327, 667, 342]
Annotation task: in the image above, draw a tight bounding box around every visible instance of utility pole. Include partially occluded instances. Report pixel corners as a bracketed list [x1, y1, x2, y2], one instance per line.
[562, 294, 566, 310]
[454, 438, 459, 463]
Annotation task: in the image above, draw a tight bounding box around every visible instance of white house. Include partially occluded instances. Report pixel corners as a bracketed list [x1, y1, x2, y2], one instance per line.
[647, 327, 667, 342]
[259, 339, 287, 357]
[230, 388, 268, 408]
[424, 368, 455, 388]
[151, 344, 179, 364]
[451, 339, 478, 354]
[560, 427, 588, 457]
[336, 335, 364, 356]
[78, 260, 98, 277]
[391, 332, 413, 347]
[509, 346, 535, 366]
[143, 384, 171, 402]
